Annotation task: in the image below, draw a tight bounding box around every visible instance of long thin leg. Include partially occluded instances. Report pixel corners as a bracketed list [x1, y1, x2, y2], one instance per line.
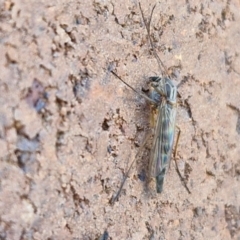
[173, 127, 191, 194]
[111, 71, 157, 105]
[110, 132, 152, 204]
[173, 126, 181, 158]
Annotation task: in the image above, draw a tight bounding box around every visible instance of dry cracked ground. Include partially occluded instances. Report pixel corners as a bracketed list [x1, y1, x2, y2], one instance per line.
[0, 0, 240, 239]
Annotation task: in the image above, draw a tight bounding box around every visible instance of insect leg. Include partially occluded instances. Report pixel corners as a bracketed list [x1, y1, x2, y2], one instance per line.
[173, 126, 191, 194]
[110, 132, 152, 204]
[173, 126, 181, 158]
[227, 103, 240, 113]
[111, 71, 158, 105]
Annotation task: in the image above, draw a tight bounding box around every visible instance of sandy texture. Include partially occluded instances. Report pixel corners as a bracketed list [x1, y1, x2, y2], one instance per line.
[0, 0, 240, 239]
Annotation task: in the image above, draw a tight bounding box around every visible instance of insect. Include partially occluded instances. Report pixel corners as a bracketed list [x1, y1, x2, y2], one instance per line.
[110, 3, 190, 203]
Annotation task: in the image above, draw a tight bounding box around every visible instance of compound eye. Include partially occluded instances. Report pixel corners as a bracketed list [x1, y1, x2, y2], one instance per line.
[149, 76, 161, 82]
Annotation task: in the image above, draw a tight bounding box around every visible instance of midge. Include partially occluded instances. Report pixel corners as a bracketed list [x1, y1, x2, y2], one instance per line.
[111, 3, 190, 203]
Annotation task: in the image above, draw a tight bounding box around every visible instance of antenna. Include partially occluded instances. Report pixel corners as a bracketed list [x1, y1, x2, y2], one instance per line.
[138, 3, 170, 78]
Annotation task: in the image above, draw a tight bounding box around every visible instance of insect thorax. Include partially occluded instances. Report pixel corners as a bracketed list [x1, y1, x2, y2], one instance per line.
[149, 77, 177, 106]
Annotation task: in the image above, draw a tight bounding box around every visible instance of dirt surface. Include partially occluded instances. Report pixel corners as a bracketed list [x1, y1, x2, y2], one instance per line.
[0, 0, 240, 239]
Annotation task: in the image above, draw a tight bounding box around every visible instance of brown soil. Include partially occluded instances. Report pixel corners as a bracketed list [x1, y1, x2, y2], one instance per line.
[0, 0, 240, 239]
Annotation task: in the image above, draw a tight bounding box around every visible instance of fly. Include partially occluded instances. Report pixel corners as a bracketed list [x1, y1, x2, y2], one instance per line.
[110, 3, 190, 203]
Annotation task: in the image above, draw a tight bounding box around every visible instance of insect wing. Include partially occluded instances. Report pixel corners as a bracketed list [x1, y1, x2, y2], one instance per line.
[149, 102, 177, 178]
